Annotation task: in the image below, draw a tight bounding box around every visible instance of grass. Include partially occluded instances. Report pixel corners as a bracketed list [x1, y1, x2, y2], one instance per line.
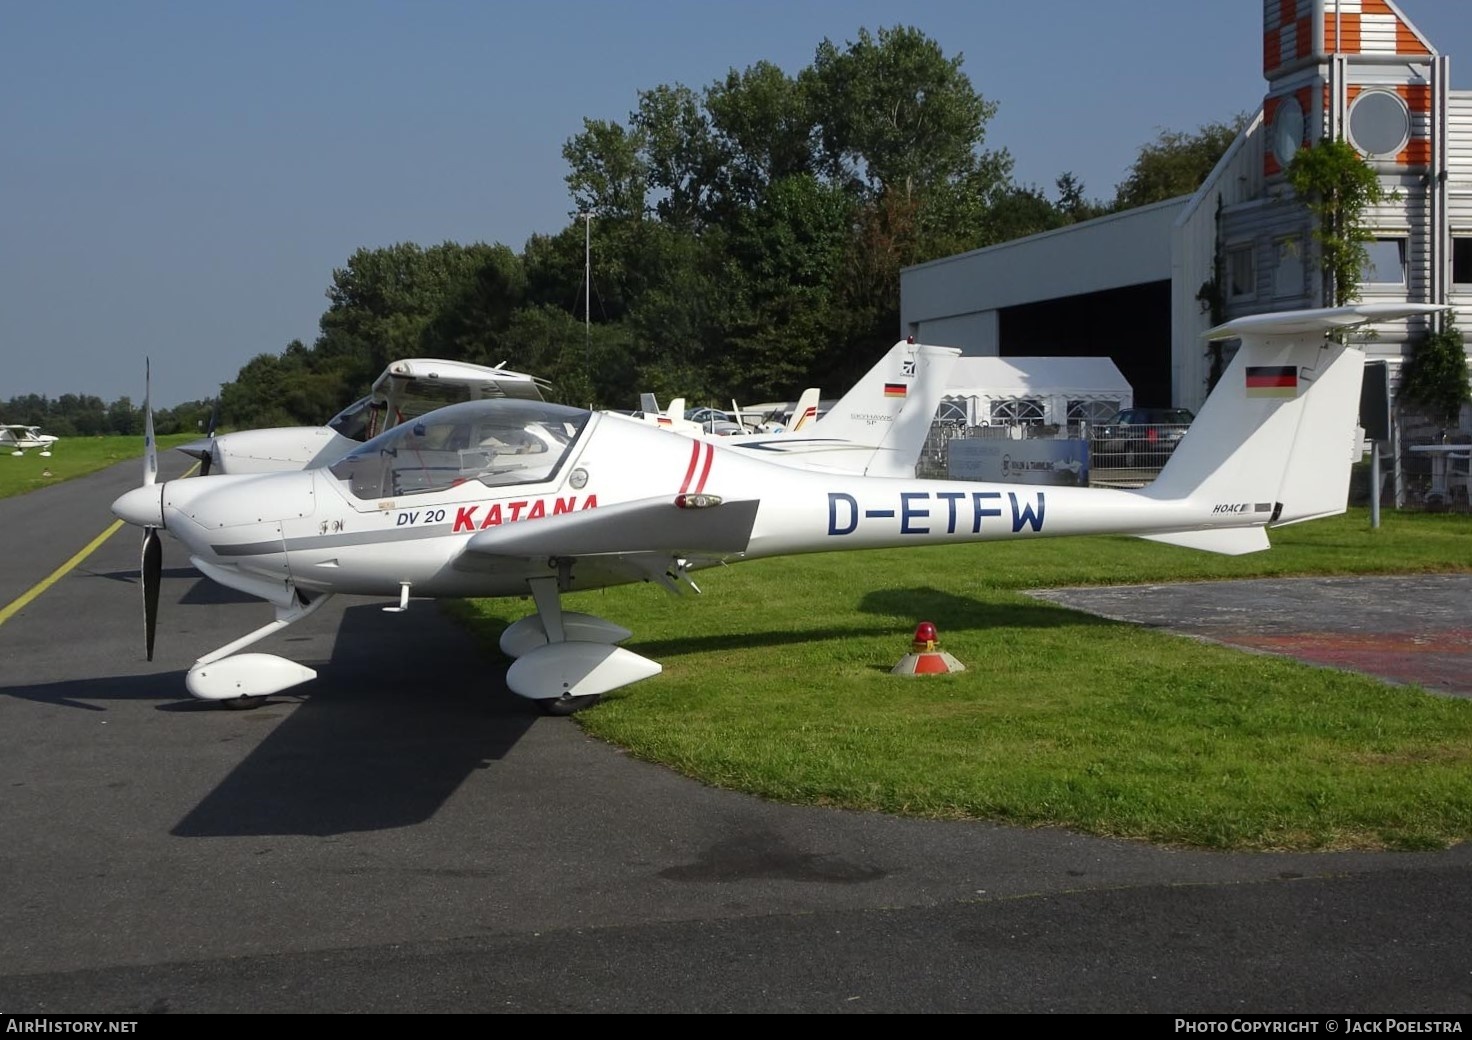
[450, 510, 1472, 851]
[0, 434, 197, 500]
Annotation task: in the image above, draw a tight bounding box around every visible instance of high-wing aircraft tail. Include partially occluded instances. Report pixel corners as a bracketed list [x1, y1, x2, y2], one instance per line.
[766, 340, 960, 476]
[1144, 303, 1447, 529]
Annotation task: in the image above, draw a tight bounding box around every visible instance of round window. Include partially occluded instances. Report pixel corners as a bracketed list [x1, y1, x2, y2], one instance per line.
[1272, 97, 1304, 167]
[1348, 90, 1410, 157]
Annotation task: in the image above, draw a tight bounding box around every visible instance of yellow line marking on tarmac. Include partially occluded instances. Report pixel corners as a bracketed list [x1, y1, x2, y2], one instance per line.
[0, 459, 200, 628]
[0, 519, 126, 627]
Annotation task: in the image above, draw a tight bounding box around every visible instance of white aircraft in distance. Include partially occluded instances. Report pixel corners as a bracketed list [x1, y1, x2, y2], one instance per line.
[2, 425, 59, 457]
[639, 387, 823, 437]
[111, 304, 1442, 714]
[731, 387, 823, 434]
[622, 342, 954, 475]
[177, 358, 550, 476]
[632, 394, 705, 435]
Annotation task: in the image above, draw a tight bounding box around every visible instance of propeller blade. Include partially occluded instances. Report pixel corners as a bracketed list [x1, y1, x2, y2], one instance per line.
[142, 527, 161, 662]
[200, 398, 218, 476]
[143, 358, 158, 488]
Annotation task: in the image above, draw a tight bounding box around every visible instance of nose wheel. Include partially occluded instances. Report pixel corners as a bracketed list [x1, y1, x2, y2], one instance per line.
[536, 694, 602, 716]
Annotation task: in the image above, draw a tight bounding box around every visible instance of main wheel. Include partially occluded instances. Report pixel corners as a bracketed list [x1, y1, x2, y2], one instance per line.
[219, 694, 271, 711]
[536, 694, 602, 716]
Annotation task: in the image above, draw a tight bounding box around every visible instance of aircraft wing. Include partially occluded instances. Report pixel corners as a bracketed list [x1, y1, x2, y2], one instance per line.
[461, 496, 760, 560]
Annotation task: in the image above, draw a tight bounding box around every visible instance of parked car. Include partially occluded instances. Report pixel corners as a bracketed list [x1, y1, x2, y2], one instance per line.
[1095, 407, 1196, 465]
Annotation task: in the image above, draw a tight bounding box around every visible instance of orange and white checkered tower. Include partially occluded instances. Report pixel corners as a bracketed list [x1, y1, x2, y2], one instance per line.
[1262, 1, 1438, 179]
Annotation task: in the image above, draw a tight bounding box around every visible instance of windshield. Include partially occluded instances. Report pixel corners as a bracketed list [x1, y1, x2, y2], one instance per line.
[327, 396, 384, 441]
[328, 399, 591, 500]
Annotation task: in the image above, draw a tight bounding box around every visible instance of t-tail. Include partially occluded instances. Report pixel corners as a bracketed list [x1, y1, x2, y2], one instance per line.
[1138, 303, 1446, 554]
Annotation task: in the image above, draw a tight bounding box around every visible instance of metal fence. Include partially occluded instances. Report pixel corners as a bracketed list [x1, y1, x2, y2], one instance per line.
[922, 418, 1472, 511]
[921, 420, 1182, 486]
[1366, 417, 1471, 512]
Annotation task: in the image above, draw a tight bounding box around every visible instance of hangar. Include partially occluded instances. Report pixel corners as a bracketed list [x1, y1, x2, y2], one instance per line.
[902, 0, 1472, 427]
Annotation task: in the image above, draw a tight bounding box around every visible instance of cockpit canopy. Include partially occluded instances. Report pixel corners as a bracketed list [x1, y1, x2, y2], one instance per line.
[328, 400, 591, 500]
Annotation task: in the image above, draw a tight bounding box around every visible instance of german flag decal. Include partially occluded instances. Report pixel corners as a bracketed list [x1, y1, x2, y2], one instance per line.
[883, 383, 908, 398]
[1245, 366, 1297, 398]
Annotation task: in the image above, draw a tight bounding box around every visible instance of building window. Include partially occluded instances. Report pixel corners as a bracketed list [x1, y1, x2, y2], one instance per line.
[1271, 96, 1304, 168]
[1453, 238, 1472, 286]
[1348, 90, 1410, 158]
[1363, 238, 1407, 286]
[990, 399, 1044, 426]
[1227, 246, 1255, 299]
[1274, 237, 1305, 298]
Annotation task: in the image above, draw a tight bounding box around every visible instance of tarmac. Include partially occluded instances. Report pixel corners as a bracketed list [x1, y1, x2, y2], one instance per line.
[1031, 574, 1472, 699]
[0, 459, 1469, 1013]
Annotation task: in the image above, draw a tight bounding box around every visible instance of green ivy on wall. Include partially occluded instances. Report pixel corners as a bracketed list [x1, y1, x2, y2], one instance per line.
[1286, 137, 1389, 306]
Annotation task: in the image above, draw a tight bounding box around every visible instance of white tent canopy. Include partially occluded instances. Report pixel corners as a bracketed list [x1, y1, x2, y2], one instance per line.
[937, 356, 1133, 427]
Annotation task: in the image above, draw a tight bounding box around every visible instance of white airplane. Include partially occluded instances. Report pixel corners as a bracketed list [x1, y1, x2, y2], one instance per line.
[717, 344, 953, 477]
[177, 358, 550, 476]
[624, 343, 953, 477]
[645, 387, 822, 437]
[110, 304, 1441, 714]
[632, 394, 705, 435]
[782, 387, 823, 432]
[733, 387, 824, 434]
[2, 425, 59, 457]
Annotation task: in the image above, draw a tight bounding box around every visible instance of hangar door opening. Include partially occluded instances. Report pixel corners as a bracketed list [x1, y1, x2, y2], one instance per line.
[998, 281, 1172, 408]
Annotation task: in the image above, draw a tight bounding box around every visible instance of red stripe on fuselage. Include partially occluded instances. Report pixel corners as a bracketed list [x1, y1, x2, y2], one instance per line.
[679, 440, 701, 493]
[694, 442, 714, 493]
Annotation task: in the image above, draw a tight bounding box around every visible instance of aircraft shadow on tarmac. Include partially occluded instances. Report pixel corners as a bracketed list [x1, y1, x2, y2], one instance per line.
[168, 601, 540, 838]
[2, 584, 539, 838]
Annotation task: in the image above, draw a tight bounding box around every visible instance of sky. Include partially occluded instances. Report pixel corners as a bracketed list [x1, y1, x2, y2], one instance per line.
[3, 1, 1470, 409]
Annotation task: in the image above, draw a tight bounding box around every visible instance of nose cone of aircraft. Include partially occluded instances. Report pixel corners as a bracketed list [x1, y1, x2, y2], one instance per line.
[112, 484, 165, 529]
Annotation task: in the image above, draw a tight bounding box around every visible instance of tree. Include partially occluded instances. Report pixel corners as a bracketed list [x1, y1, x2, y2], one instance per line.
[703, 61, 813, 213]
[316, 242, 517, 386]
[721, 173, 854, 397]
[632, 84, 722, 230]
[562, 118, 650, 221]
[977, 184, 1068, 245]
[1400, 312, 1472, 427]
[1054, 172, 1108, 223]
[424, 244, 527, 363]
[1286, 137, 1390, 305]
[805, 26, 996, 200]
[1114, 118, 1245, 210]
[106, 396, 139, 436]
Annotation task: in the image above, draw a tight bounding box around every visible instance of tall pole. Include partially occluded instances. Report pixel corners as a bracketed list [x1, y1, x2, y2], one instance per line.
[580, 212, 592, 387]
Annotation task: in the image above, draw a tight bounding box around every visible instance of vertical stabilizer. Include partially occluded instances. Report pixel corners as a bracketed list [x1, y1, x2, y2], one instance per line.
[724, 341, 959, 475]
[1147, 304, 1445, 524]
[792, 341, 960, 475]
[787, 387, 821, 432]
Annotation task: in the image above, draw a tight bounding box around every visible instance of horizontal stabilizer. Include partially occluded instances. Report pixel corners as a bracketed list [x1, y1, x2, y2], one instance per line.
[1138, 527, 1271, 556]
